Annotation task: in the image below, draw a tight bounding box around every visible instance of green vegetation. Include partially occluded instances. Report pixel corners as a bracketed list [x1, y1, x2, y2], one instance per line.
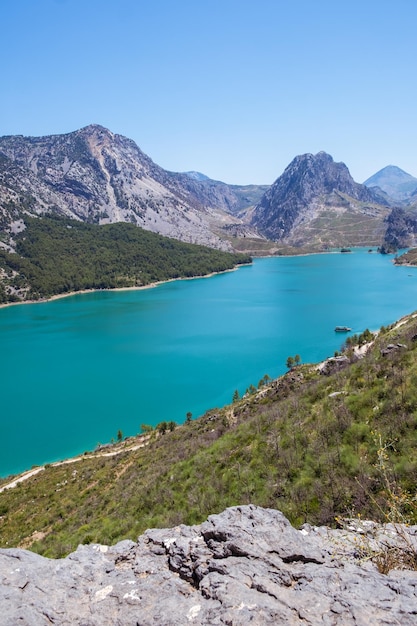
[0, 216, 251, 303]
[286, 354, 301, 369]
[1, 313, 417, 558]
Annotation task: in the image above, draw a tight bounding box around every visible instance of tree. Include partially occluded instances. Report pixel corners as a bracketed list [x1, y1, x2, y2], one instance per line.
[117, 429, 123, 442]
[258, 374, 271, 388]
[286, 356, 295, 370]
[186, 412, 192, 424]
[156, 421, 168, 435]
[232, 389, 240, 403]
[287, 355, 301, 369]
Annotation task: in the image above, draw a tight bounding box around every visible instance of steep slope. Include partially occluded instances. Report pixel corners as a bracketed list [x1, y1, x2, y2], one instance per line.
[251, 152, 390, 247]
[0, 125, 246, 251]
[364, 165, 417, 204]
[381, 206, 417, 251]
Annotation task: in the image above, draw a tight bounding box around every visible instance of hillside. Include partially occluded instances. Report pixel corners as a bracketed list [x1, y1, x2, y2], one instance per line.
[250, 152, 391, 248]
[1, 313, 417, 558]
[0, 216, 251, 304]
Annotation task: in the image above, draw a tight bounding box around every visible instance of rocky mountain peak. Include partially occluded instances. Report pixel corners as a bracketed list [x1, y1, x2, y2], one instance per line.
[277, 151, 364, 200]
[250, 151, 389, 245]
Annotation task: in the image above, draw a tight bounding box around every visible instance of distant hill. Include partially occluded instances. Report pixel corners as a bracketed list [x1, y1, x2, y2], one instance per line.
[364, 165, 417, 204]
[250, 152, 390, 248]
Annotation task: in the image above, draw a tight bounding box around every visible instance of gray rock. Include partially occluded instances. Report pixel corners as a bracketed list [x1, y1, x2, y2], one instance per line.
[0, 125, 237, 251]
[320, 355, 351, 375]
[250, 151, 390, 245]
[0, 505, 416, 625]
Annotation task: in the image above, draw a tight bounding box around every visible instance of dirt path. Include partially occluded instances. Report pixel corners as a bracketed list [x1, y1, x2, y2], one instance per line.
[0, 438, 149, 494]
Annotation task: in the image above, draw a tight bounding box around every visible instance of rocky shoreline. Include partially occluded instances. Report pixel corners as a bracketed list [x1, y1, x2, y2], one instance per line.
[1, 505, 416, 625]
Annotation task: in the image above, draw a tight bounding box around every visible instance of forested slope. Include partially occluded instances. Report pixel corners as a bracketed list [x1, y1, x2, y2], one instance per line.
[0, 216, 251, 303]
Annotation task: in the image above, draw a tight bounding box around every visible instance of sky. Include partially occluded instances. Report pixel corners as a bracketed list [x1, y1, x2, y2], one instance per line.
[1, 0, 417, 185]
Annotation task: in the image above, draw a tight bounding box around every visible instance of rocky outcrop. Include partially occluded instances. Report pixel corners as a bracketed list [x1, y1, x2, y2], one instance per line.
[1, 505, 416, 625]
[383, 206, 417, 250]
[319, 354, 351, 375]
[251, 152, 390, 246]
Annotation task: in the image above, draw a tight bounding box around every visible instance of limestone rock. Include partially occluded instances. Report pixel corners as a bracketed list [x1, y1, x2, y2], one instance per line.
[1, 505, 416, 625]
[251, 151, 390, 246]
[0, 125, 240, 251]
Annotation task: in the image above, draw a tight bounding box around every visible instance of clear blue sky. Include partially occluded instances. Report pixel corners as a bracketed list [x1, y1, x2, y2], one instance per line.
[1, 0, 416, 185]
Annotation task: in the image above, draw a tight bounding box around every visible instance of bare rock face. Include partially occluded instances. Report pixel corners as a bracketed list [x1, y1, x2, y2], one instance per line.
[1, 505, 416, 625]
[251, 152, 390, 246]
[0, 125, 240, 250]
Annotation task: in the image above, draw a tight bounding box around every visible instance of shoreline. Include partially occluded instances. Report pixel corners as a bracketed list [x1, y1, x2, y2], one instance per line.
[0, 435, 151, 493]
[0, 248, 389, 310]
[1, 300, 416, 486]
[0, 265, 245, 310]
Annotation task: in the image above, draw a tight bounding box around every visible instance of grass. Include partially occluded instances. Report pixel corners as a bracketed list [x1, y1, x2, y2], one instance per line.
[291, 209, 388, 249]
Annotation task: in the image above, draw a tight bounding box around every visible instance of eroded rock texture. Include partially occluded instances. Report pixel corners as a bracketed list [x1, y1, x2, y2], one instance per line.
[1, 505, 416, 625]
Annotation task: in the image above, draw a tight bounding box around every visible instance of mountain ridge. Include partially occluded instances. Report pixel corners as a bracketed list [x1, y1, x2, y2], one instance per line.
[0, 125, 413, 254]
[0, 124, 259, 252]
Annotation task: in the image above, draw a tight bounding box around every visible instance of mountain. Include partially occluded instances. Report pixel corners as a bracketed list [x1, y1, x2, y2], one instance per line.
[0, 125, 261, 252]
[364, 165, 417, 204]
[250, 152, 391, 248]
[0, 128, 403, 254]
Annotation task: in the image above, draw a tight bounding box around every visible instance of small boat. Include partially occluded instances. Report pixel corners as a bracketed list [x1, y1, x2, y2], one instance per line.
[340, 248, 351, 253]
[335, 326, 352, 332]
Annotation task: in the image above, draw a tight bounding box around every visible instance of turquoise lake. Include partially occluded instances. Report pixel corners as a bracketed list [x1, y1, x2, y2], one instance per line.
[2, 249, 417, 478]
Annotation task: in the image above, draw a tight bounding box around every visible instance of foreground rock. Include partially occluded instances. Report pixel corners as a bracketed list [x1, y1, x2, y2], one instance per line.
[1, 505, 416, 625]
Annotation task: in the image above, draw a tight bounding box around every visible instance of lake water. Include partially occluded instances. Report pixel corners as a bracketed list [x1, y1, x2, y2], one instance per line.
[2, 249, 417, 477]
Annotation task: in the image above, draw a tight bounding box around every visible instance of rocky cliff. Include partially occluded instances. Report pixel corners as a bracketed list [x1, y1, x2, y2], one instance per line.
[1, 505, 416, 625]
[0, 125, 257, 251]
[251, 152, 390, 247]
